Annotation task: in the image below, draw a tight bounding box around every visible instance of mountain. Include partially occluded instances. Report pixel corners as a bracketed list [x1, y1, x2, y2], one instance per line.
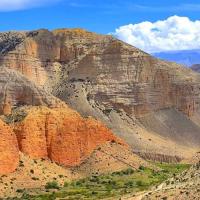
[153, 49, 200, 66]
[0, 28, 200, 198]
[1, 28, 200, 159]
[191, 64, 200, 73]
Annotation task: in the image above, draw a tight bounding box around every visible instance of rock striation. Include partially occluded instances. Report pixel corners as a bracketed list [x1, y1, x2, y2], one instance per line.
[1, 28, 200, 118]
[0, 67, 61, 115]
[14, 106, 126, 167]
[0, 119, 19, 174]
[0, 105, 128, 174]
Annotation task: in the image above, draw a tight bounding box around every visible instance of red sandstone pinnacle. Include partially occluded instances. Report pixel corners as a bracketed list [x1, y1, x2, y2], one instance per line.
[14, 106, 127, 167]
[0, 120, 19, 174]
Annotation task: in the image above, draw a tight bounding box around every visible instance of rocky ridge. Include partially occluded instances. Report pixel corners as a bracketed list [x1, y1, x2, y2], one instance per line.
[0, 28, 200, 198]
[0, 105, 130, 175]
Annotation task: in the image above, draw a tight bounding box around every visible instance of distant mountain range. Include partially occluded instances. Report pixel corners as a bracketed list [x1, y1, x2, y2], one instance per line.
[153, 49, 200, 67]
[191, 64, 200, 72]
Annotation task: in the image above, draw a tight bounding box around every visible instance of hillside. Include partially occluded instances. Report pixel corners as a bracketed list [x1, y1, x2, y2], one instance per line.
[1, 29, 200, 159]
[0, 28, 200, 198]
[142, 162, 200, 200]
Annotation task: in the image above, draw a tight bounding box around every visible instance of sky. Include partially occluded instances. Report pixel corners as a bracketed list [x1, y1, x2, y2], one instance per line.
[0, 0, 200, 52]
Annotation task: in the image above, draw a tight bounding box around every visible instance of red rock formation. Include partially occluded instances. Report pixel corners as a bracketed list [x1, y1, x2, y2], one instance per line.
[0, 120, 19, 174]
[14, 106, 126, 167]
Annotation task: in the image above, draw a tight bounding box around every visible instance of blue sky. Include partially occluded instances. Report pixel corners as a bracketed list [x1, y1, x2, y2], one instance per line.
[0, 0, 199, 33]
[0, 0, 200, 52]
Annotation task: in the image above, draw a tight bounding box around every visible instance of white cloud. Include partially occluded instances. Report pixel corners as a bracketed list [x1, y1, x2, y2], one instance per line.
[113, 16, 200, 53]
[0, 0, 61, 11]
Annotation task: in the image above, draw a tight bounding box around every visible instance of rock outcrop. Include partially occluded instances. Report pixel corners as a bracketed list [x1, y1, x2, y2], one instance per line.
[14, 106, 126, 167]
[0, 119, 19, 174]
[0, 67, 61, 115]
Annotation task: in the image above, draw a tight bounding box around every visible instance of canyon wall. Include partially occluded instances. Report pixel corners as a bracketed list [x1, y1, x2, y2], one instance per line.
[1, 29, 199, 118]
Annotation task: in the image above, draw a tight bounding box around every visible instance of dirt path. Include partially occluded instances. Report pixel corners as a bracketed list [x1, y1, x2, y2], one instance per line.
[123, 192, 147, 200]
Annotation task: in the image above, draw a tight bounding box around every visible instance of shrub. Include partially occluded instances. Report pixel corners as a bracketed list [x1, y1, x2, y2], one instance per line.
[123, 168, 134, 175]
[3, 109, 27, 124]
[124, 181, 134, 187]
[45, 181, 60, 189]
[64, 182, 69, 187]
[31, 177, 39, 181]
[136, 180, 143, 186]
[90, 176, 99, 183]
[139, 165, 145, 170]
[75, 181, 83, 186]
[16, 189, 24, 193]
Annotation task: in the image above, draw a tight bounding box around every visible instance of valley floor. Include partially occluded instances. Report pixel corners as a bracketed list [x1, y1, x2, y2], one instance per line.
[3, 163, 190, 200]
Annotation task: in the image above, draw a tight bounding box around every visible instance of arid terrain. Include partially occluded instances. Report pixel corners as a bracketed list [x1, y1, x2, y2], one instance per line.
[0, 29, 200, 199]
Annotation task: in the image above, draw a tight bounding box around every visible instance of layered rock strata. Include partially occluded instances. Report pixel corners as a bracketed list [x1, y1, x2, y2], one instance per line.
[0, 28, 200, 160]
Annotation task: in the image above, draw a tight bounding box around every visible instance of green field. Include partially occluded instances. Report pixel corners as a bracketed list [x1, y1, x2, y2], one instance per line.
[8, 163, 190, 200]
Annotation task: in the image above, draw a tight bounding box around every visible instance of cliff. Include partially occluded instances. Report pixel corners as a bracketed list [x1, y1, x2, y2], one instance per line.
[14, 106, 126, 167]
[0, 67, 61, 116]
[0, 119, 19, 174]
[1, 29, 200, 118]
[0, 28, 200, 168]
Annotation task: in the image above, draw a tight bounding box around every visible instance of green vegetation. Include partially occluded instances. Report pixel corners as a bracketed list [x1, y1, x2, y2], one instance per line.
[3, 109, 27, 124]
[8, 163, 190, 200]
[45, 181, 60, 190]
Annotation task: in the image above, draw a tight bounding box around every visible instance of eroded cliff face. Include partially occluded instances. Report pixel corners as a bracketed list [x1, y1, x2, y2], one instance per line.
[14, 106, 126, 167]
[0, 104, 129, 174]
[1, 29, 199, 118]
[0, 119, 19, 174]
[0, 67, 62, 115]
[0, 30, 59, 87]
[54, 37, 200, 118]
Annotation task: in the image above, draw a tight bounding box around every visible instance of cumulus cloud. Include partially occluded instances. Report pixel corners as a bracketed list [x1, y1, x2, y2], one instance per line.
[113, 16, 200, 53]
[0, 0, 61, 11]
